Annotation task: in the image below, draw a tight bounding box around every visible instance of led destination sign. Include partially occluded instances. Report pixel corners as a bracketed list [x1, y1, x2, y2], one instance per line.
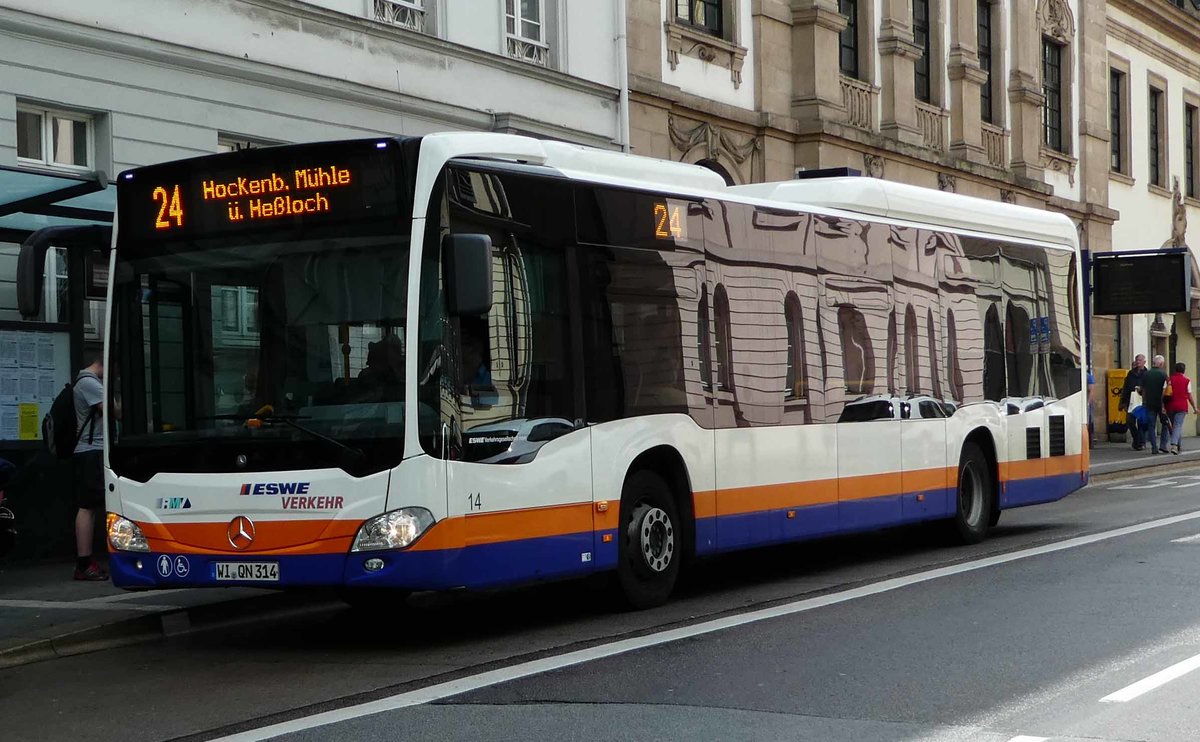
[118, 140, 401, 244]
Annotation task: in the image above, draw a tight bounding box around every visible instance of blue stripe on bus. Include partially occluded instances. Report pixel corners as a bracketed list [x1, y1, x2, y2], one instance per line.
[1001, 471, 1080, 508]
[110, 473, 1082, 592]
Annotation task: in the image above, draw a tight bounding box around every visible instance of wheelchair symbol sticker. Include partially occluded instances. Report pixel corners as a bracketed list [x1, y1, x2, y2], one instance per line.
[174, 555, 190, 577]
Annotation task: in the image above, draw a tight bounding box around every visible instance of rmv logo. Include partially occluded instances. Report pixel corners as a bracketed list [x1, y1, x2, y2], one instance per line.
[240, 482, 311, 496]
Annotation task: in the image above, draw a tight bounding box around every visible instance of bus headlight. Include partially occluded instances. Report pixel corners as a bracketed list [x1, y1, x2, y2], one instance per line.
[351, 508, 434, 552]
[106, 513, 149, 552]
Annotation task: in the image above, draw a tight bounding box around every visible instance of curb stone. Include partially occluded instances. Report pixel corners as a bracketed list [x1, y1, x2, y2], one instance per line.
[0, 592, 336, 670]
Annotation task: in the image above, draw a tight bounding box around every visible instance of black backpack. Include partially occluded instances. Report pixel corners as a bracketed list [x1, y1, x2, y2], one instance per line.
[43, 379, 95, 459]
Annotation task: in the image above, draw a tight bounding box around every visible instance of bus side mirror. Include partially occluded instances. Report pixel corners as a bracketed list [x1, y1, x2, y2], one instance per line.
[442, 234, 493, 317]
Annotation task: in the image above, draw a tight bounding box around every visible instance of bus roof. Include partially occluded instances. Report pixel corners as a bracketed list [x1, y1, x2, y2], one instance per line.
[423, 133, 1078, 250]
[729, 178, 1079, 249]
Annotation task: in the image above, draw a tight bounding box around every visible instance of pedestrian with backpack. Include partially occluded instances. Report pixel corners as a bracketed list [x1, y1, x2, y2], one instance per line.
[68, 355, 106, 580]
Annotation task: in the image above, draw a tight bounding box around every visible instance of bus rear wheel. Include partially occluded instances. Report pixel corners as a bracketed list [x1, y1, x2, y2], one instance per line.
[949, 442, 994, 545]
[616, 470, 681, 609]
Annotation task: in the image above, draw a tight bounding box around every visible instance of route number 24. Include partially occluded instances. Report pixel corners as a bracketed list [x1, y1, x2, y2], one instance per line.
[153, 185, 184, 230]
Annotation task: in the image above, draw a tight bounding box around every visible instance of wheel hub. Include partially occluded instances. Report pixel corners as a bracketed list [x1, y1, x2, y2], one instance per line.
[639, 507, 674, 573]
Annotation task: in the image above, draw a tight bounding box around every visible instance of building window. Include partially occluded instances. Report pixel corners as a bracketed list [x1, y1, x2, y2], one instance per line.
[1110, 69, 1125, 173]
[1187, 103, 1198, 199]
[505, 0, 549, 66]
[16, 104, 92, 170]
[1149, 86, 1164, 188]
[839, 0, 860, 79]
[373, 0, 427, 32]
[676, 0, 722, 37]
[913, 0, 932, 103]
[978, 1, 993, 124]
[1042, 39, 1064, 153]
[217, 135, 281, 153]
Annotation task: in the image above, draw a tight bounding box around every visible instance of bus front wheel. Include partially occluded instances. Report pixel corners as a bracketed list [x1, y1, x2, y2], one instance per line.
[616, 470, 681, 609]
[949, 442, 994, 545]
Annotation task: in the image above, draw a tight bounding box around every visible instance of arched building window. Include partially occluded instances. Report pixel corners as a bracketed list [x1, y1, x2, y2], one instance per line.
[696, 158, 736, 186]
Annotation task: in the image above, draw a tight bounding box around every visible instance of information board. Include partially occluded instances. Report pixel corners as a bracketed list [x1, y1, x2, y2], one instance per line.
[0, 329, 71, 441]
[1092, 251, 1191, 315]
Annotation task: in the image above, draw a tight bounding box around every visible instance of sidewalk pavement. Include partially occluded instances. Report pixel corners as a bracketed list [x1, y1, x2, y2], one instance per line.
[0, 559, 331, 669]
[0, 440, 1196, 670]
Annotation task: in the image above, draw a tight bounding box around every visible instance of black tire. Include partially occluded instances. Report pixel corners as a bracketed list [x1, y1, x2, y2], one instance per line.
[949, 442, 995, 545]
[615, 470, 682, 609]
[339, 588, 411, 613]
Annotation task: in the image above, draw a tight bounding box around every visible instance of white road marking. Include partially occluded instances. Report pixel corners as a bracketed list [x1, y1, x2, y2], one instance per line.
[1100, 650, 1200, 703]
[1004, 736, 1048, 742]
[1170, 533, 1200, 544]
[0, 599, 180, 612]
[213, 508, 1200, 742]
[81, 588, 191, 604]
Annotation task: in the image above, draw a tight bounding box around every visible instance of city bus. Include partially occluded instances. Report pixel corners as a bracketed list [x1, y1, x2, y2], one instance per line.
[103, 133, 1087, 608]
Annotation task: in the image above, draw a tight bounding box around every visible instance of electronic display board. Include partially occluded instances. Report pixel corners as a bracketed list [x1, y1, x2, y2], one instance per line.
[116, 139, 403, 245]
[1092, 250, 1191, 315]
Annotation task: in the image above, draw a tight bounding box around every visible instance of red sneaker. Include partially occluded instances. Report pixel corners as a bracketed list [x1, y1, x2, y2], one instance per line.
[73, 562, 109, 581]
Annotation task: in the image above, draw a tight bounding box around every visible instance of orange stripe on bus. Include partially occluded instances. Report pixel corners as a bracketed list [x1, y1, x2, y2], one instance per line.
[410, 502, 594, 551]
[128, 454, 1085, 556]
[138, 519, 359, 556]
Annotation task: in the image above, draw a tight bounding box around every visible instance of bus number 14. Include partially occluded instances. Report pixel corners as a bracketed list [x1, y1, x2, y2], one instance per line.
[468, 493, 482, 511]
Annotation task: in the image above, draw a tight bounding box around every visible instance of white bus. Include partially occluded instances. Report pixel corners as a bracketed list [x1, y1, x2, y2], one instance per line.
[104, 134, 1086, 607]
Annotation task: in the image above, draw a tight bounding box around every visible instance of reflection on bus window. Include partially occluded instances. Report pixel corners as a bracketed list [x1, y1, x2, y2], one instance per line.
[904, 305, 919, 394]
[838, 306, 874, 395]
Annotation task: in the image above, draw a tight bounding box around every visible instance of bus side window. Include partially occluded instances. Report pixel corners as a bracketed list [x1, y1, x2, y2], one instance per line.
[440, 167, 578, 464]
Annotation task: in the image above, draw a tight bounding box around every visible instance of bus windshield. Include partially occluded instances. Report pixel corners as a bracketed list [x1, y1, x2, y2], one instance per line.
[109, 234, 409, 481]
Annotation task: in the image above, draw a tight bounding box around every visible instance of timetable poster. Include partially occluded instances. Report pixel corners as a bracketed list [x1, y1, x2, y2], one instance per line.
[0, 330, 71, 441]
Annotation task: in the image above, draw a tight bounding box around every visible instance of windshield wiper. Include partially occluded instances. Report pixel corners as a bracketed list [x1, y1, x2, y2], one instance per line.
[261, 415, 366, 469]
[198, 408, 366, 470]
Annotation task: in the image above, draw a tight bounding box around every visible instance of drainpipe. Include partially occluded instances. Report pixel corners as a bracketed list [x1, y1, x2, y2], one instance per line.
[615, 0, 630, 152]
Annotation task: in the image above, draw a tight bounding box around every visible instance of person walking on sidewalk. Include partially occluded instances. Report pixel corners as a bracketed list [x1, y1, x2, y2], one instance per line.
[1138, 354, 1170, 455]
[1165, 362, 1198, 455]
[73, 355, 107, 581]
[1119, 354, 1148, 450]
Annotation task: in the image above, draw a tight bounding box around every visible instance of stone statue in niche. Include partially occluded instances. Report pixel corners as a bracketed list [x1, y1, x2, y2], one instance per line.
[1162, 177, 1189, 249]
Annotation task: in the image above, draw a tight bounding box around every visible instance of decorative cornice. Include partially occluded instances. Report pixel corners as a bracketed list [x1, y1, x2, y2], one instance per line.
[1038, 0, 1076, 45]
[790, 6, 848, 33]
[1041, 147, 1078, 187]
[878, 36, 923, 60]
[664, 19, 748, 88]
[1107, 18, 1200, 81]
[1109, 0, 1200, 53]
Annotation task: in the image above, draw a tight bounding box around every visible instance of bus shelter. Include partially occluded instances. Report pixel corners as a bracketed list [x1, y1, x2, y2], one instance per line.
[0, 165, 113, 560]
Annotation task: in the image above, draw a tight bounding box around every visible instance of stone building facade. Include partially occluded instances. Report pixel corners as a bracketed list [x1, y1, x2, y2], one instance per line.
[1105, 0, 1200, 438]
[626, 0, 1122, 428]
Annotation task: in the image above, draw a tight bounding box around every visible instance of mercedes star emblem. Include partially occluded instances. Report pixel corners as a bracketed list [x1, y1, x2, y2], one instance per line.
[227, 515, 256, 550]
[236, 454, 248, 468]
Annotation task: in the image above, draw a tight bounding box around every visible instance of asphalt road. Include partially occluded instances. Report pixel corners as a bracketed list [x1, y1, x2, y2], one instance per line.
[6, 469, 1200, 742]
